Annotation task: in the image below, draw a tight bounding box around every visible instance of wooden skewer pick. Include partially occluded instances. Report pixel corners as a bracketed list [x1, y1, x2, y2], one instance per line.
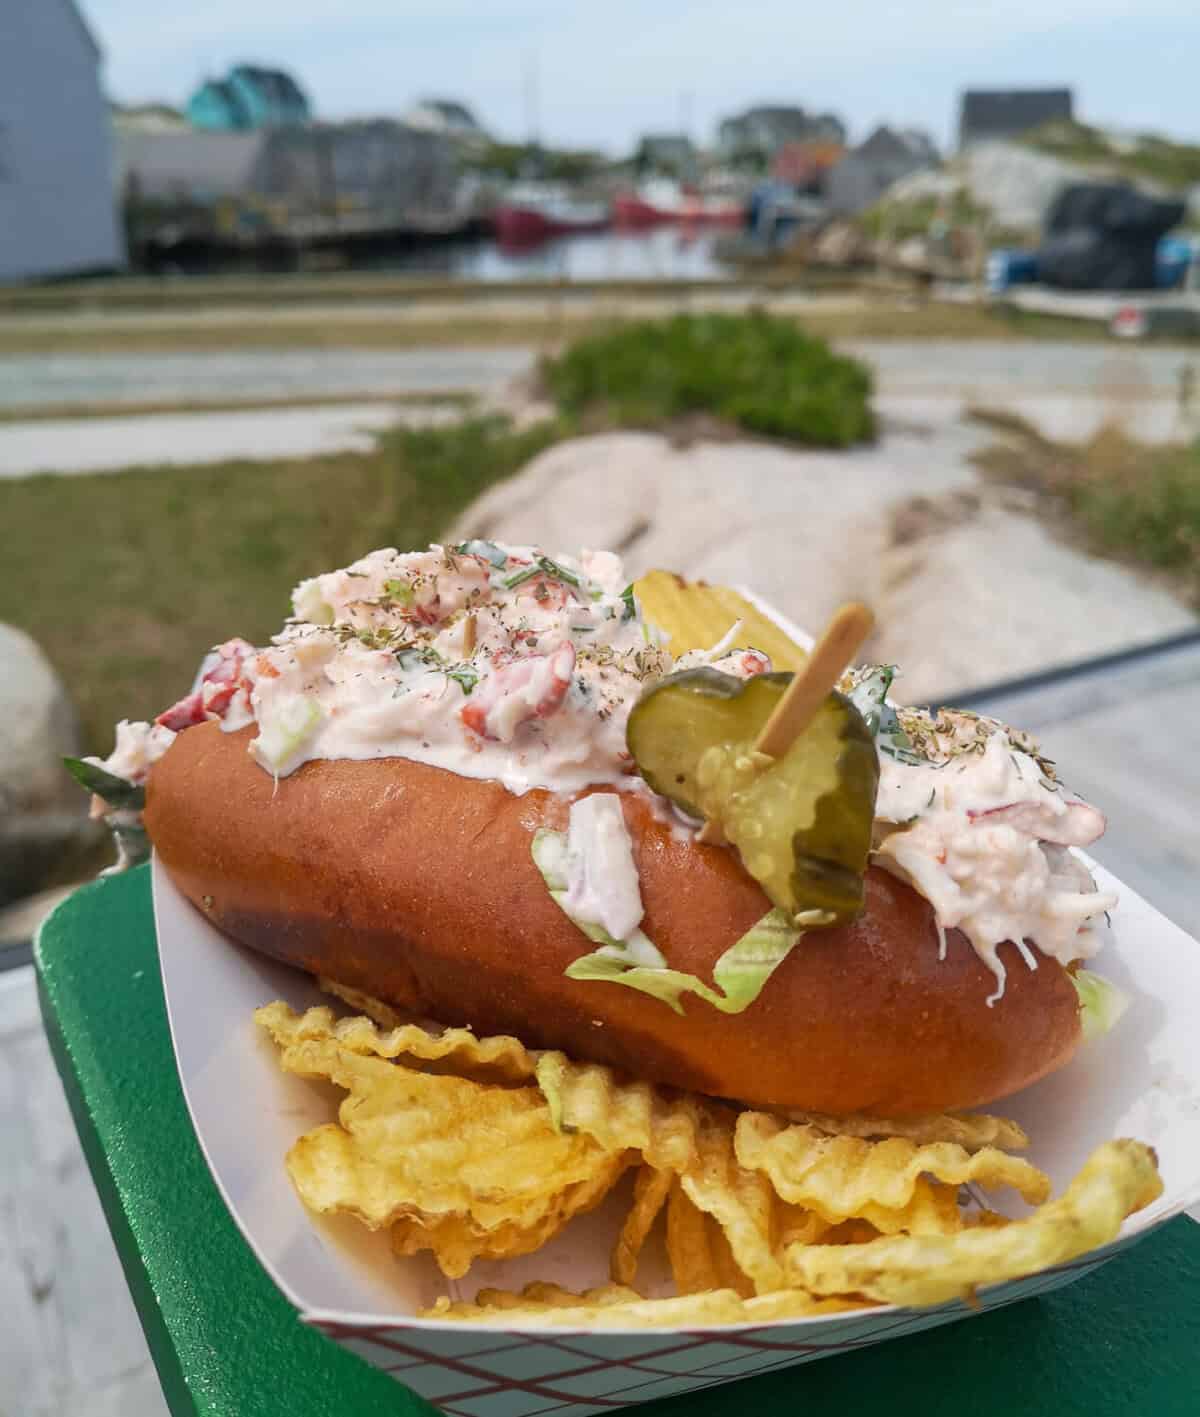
[697, 601, 875, 846]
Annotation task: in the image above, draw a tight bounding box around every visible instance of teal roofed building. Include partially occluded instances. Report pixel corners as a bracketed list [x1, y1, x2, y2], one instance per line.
[186, 64, 310, 131]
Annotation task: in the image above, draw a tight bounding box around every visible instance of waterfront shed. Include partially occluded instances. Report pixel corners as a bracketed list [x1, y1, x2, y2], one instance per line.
[0, 0, 124, 281]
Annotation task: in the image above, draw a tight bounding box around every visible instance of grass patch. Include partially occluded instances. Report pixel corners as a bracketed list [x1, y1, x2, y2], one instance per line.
[543, 311, 874, 447]
[0, 415, 564, 753]
[1021, 119, 1200, 192]
[972, 414, 1200, 604]
[0, 390, 471, 423]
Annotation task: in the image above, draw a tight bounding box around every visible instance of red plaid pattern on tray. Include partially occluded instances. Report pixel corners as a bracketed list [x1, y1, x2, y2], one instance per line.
[307, 1256, 1110, 1417]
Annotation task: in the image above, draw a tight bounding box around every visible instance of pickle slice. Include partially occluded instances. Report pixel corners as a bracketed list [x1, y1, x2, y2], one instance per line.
[627, 669, 879, 924]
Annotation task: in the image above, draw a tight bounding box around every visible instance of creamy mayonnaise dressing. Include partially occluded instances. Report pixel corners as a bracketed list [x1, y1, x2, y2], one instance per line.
[95, 541, 1116, 1005]
[562, 793, 645, 941]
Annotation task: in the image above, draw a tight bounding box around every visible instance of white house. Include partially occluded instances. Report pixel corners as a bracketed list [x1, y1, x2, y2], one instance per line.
[0, 0, 124, 282]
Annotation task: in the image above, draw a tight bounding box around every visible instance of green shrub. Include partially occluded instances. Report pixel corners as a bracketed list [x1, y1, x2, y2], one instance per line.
[543, 311, 875, 447]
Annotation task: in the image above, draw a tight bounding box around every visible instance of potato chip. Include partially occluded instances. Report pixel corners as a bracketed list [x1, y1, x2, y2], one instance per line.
[735, 1112, 1050, 1228]
[318, 977, 415, 1031]
[789, 1110, 1029, 1154]
[634, 569, 809, 671]
[259, 1006, 617, 1242]
[429, 1283, 645, 1318]
[677, 1114, 785, 1294]
[392, 1155, 631, 1277]
[422, 1284, 866, 1327]
[259, 1000, 537, 1086]
[535, 1052, 719, 1172]
[784, 1139, 1162, 1308]
[611, 1166, 673, 1287]
[666, 1182, 754, 1297]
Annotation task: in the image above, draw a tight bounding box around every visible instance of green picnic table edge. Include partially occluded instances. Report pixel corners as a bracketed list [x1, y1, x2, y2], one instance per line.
[34, 865, 1200, 1417]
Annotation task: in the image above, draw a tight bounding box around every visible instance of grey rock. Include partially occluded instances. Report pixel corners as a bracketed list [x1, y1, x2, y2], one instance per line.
[0, 624, 99, 905]
[451, 428, 1195, 704]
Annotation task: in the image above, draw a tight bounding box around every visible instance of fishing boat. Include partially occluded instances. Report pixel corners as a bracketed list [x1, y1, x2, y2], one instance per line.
[613, 178, 744, 229]
[493, 183, 610, 244]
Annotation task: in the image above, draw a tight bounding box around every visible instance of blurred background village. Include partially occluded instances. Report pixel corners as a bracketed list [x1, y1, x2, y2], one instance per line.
[5, 3, 1200, 1412]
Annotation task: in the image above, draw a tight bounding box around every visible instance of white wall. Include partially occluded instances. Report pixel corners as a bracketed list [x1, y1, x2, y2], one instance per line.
[0, 0, 124, 281]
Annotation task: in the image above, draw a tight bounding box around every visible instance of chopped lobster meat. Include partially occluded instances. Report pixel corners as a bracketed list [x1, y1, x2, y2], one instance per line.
[157, 638, 257, 730]
[156, 690, 207, 732]
[461, 643, 576, 743]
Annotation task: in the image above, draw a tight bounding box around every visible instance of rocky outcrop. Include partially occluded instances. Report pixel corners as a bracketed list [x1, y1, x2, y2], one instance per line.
[0, 624, 100, 905]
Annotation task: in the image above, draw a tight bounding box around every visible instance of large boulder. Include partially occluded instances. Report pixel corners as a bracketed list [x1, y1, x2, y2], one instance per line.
[0, 624, 99, 905]
[451, 429, 1195, 703]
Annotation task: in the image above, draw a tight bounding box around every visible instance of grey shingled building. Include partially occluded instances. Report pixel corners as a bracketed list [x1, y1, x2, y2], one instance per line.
[957, 88, 1074, 151]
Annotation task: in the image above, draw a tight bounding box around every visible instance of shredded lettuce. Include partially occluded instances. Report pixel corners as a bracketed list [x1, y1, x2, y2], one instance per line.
[532, 828, 803, 1015]
[1071, 969, 1130, 1042]
[291, 577, 334, 627]
[251, 696, 325, 776]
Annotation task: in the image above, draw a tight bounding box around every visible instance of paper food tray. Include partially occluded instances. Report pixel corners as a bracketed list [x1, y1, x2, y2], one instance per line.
[151, 593, 1200, 1417]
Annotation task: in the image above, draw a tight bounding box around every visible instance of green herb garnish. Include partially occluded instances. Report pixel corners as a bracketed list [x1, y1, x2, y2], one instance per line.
[395, 646, 445, 671]
[63, 757, 146, 811]
[445, 665, 479, 695]
[620, 583, 637, 621]
[451, 539, 509, 568]
[845, 666, 925, 766]
[504, 555, 582, 590]
[382, 579, 414, 606]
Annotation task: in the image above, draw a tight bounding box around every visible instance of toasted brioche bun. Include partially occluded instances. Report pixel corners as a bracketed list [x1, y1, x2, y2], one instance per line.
[145, 722, 1082, 1114]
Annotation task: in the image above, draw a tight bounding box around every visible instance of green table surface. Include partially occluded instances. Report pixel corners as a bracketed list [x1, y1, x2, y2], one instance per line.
[35, 865, 1200, 1417]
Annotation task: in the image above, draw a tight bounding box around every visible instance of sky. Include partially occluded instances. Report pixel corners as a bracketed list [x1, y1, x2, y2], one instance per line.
[86, 0, 1200, 154]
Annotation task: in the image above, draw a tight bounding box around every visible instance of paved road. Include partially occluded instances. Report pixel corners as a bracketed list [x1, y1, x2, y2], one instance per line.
[0, 339, 1193, 476]
[0, 403, 456, 478]
[0, 347, 534, 411]
[1, 340, 1193, 413]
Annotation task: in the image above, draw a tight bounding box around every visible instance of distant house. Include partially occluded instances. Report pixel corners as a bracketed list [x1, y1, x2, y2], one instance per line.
[0, 0, 124, 281]
[770, 141, 846, 192]
[186, 65, 311, 131]
[718, 106, 846, 162]
[958, 88, 1073, 150]
[634, 134, 697, 178]
[404, 99, 489, 148]
[826, 126, 938, 215]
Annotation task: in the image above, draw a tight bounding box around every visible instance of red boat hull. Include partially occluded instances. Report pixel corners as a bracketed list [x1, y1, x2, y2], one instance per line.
[613, 192, 744, 229]
[493, 205, 610, 243]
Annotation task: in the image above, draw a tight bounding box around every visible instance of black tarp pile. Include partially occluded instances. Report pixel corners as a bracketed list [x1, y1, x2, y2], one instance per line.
[1037, 183, 1185, 291]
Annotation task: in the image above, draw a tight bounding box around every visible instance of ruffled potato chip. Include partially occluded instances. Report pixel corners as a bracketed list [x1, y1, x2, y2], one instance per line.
[611, 1166, 673, 1287]
[260, 1000, 537, 1086]
[734, 1112, 1050, 1227]
[259, 1005, 620, 1249]
[430, 1282, 645, 1317]
[634, 570, 809, 671]
[535, 1052, 720, 1172]
[422, 1283, 866, 1327]
[784, 1139, 1162, 1307]
[677, 1114, 785, 1294]
[666, 1182, 754, 1298]
[392, 1156, 631, 1277]
[788, 1110, 1029, 1154]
